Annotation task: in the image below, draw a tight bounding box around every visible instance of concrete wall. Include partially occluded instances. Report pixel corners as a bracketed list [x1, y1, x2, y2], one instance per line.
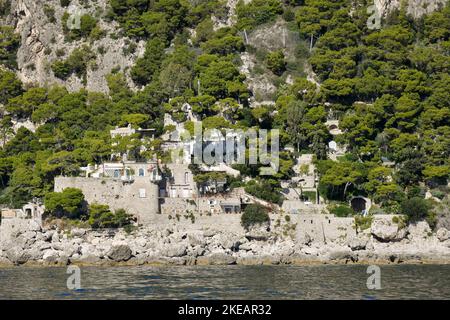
[54, 177, 159, 224]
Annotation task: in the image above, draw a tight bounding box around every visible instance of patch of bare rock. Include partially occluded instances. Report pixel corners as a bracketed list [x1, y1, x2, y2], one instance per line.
[1, 219, 450, 267]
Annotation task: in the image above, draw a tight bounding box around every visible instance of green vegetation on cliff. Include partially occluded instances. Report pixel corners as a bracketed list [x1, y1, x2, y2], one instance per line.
[0, 0, 448, 222]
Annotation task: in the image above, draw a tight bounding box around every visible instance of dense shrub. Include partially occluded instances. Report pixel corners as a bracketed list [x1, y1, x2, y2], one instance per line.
[44, 188, 86, 219]
[88, 205, 134, 229]
[0, 25, 20, 68]
[131, 38, 166, 86]
[241, 204, 270, 229]
[245, 180, 283, 205]
[0, 0, 11, 16]
[43, 5, 56, 23]
[60, 0, 71, 7]
[400, 197, 432, 223]
[201, 35, 245, 55]
[62, 12, 97, 40]
[236, 0, 283, 30]
[266, 50, 286, 75]
[431, 188, 448, 200]
[51, 60, 72, 79]
[0, 69, 23, 104]
[51, 46, 95, 81]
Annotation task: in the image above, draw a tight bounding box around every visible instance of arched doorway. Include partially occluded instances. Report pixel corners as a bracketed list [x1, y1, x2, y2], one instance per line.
[350, 196, 371, 213]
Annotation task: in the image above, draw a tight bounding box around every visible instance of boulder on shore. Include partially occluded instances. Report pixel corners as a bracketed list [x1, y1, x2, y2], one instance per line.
[107, 245, 132, 262]
[197, 252, 236, 265]
[245, 224, 271, 241]
[371, 218, 407, 242]
[348, 234, 369, 251]
[162, 243, 187, 258]
[437, 228, 450, 242]
[6, 246, 30, 265]
[408, 221, 431, 241]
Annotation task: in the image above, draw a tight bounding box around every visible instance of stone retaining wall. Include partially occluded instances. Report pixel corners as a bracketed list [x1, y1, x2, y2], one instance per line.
[54, 177, 159, 224]
[143, 213, 357, 243]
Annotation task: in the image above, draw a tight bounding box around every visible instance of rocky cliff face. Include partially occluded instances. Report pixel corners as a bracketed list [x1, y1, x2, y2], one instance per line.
[1, 217, 450, 266]
[375, 0, 448, 18]
[1, 0, 448, 95]
[2, 0, 144, 94]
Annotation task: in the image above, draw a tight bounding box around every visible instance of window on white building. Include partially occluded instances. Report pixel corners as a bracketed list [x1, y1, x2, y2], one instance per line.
[139, 188, 146, 198]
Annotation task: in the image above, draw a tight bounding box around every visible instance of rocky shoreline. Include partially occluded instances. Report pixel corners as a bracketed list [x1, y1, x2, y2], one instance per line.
[1, 219, 450, 267]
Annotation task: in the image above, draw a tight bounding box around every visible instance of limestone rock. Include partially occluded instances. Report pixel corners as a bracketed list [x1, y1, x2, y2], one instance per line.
[0, 256, 14, 266]
[236, 255, 264, 265]
[73, 254, 101, 264]
[326, 249, 355, 263]
[237, 241, 254, 251]
[185, 256, 196, 266]
[28, 220, 41, 232]
[162, 243, 187, 258]
[53, 242, 80, 257]
[197, 252, 236, 265]
[245, 224, 271, 241]
[135, 237, 148, 249]
[348, 234, 369, 251]
[212, 233, 240, 250]
[6, 0, 144, 94]
[51, 232, 60, 243]
[43, 249, 59, 263]
[163, 228, 173, 237]
[442, 239, 450, 248]
[163, 257, 187, 265]
[408, 221, 431, 240]
[298, 231, 312, 245]
[186, 245, 205, 258]
[365, 239, 375, 251]
[17, 231, 37, 247]
[134, 252, 150, 265]
[6, 246, 30, 265]
[27, 247, 44, 260]
[437, 228, 450, 242]
[290, 252, 321, 263]
[375, 0, 447, 19]
[187, 232, 206, 246]
[301, 246, 320, 256]
[37, 242, 52, 251]
[202, 228, 219, 237]
[107, 245, 132, 262]
[71, 228, 87, 237]
[80, 243, 98, 257]
[371, 218, 407, 242]
[56, 254, 70, 266]
[42, 230, 54, 242]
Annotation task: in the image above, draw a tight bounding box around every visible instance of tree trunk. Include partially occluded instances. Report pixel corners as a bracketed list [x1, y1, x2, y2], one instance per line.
[343, 181, 351, 198]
